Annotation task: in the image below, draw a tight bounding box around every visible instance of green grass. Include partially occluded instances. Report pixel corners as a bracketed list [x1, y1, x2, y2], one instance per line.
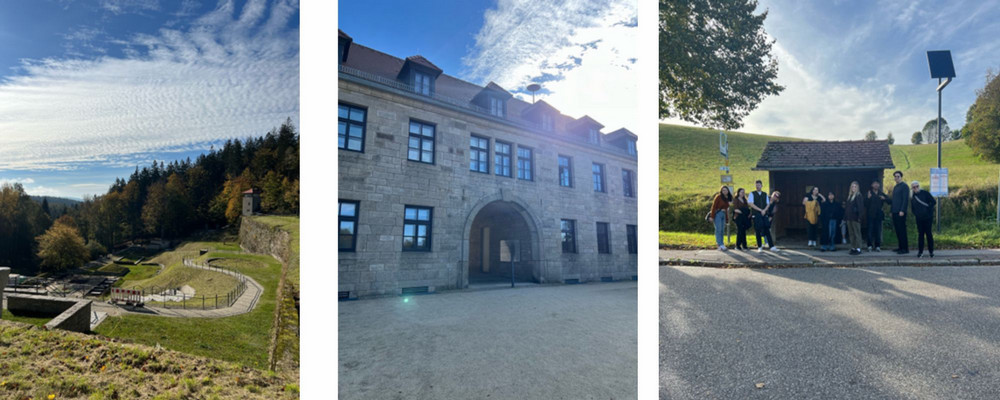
[660, 123, 1000, 247]
[248, 215, 300, 372]
[0, 320, 295, 399]
[1, 309, 51, 327]
[118, 261, 239, 300]
[94, 242, 283, 369]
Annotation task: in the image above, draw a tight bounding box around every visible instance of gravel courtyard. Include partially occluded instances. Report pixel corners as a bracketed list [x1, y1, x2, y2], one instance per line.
[339, 282, 637, 400]
[661, 265, 1000, 399]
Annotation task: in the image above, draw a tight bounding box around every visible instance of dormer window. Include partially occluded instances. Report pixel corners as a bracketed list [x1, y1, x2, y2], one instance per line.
[627, 139, 637, 155]
[489, 97, 505, 117]
[541, 114, 554, 131]
[589, 128, 600, 144]
[413, 71, 432, 95]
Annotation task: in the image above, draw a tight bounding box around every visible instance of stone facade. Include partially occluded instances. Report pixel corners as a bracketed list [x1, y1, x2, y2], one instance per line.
[338, 40, 638, 299]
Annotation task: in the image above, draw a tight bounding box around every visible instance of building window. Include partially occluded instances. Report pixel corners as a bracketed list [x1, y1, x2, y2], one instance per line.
[413, 71, 432, 95]
[339, 200, 359, 252]
[626, 224, 637, 254]
[589, 128, 600, 144]
[516, 146, 533, 181]
[622, 169, 635, 198]
[470, 135, 489, 174]
[541, 114, 554, 132]
[558, 155, 573, 187]
[592, 163, 605, 192]
[560, 219, 577, 253]
[403, 206, 432, 251]
[489, 97, 505, 117]
[627, 139, 637, 156]
[407, 120, 435, 164]
[494, 141, 512, 177]
[338, 103, 366, 152]
[596, 222, 611, 254]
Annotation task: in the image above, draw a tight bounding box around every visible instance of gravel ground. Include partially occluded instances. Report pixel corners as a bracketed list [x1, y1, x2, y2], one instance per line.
[339, 282, 637, 400]
[661, 265, 1000, 399]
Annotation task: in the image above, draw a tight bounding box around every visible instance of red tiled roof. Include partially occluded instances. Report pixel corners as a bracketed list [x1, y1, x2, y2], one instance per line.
[754, 140, 895, 170]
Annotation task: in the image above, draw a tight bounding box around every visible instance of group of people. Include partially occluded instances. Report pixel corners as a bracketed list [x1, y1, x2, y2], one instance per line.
[706, 171, 937, 257]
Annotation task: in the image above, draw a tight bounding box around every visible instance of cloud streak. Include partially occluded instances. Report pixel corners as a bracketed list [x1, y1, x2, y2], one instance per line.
[0, 0, 299, 171]
[462, 0, 637, 134]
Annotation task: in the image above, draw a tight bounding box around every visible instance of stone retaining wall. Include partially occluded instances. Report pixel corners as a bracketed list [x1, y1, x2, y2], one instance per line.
[0, 267, 8, 320]
[5, 294, 92, 333]
[239, 217, 293, 264]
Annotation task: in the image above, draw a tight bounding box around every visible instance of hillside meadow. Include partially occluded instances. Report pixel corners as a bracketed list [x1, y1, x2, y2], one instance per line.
[659, 123, 1000, 248]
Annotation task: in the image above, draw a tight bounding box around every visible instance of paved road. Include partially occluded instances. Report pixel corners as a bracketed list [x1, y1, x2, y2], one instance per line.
[661, 265, 1000, 399]
[340, 282, 637, 400]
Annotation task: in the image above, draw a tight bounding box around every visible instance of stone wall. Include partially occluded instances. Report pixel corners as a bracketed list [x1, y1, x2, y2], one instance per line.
[239, 217, 292, 264]
[5, 294, 92, 333]
[339, 78, 639, 298]
[0, 267, 8, 320]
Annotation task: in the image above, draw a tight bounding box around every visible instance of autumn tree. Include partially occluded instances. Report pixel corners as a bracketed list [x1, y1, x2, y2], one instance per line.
[36, 221, 89, 272]
[966, 69, 1000, 162]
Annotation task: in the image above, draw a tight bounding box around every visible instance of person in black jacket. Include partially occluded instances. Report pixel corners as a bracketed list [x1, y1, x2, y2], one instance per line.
[910, 181, 937, 257]
[819, 191, 843, 252]
[732, 188, 752, 250]
[890, 171, 911, 254]
[866, 181, 888, 251]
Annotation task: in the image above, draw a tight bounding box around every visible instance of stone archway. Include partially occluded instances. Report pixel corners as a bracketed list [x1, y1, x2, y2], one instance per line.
[460, 192, 542, 288]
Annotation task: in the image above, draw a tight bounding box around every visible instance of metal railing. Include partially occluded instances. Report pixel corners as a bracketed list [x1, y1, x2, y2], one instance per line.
[109, 259, 249, 310]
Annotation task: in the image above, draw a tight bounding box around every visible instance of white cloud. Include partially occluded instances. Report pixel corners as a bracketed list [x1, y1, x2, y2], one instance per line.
[462, 0, 638, 134]
[100, 0, 161, 15]
[0, 177, 36, 185]
[0, 0, 299, 171]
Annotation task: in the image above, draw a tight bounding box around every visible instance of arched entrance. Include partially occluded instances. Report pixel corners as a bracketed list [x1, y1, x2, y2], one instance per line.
[465, 199, 540, 286]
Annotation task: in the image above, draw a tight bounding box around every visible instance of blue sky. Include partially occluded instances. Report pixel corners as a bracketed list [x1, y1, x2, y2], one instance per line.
[340, 0, 638, 137]
[663, 0, 1000, 142]
[0, 0, 299, 199]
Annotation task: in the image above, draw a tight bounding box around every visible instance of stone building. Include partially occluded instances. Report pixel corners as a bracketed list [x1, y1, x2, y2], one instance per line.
[338, 31, 638, 298]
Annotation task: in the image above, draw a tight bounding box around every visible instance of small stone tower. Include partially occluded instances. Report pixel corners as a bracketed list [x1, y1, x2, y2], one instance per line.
[242, 189, 261, 216]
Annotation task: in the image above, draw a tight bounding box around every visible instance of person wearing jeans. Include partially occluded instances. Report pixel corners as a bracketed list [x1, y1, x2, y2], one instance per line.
[819, 192, 842, 251]
[706, 186, 733, 251]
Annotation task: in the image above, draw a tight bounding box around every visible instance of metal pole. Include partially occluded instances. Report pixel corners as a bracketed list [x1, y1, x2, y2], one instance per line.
[937, 77, 942, 233]
[510, 260, 515, 288]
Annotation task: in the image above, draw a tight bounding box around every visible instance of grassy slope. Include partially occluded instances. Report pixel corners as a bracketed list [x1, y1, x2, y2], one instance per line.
[0, 320, 297, 400]
[660, 123, 1000, 248]
[94, 242, 283, 370]
[247, 215, 300, 373]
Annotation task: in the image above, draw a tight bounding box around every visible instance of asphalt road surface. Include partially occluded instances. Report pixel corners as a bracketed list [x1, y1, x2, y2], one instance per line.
[340, 281, 637, 400]
[661, 265, 1000, 399]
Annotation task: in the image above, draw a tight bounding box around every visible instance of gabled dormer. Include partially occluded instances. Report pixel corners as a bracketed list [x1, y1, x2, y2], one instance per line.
[397, 55, 443, 96]
[605, 128, 638, 156]
[472, 82, 512, 118]
[521, 100, 560, 132]
[338, 30, 352, 64]
[568, 115, 605, 145]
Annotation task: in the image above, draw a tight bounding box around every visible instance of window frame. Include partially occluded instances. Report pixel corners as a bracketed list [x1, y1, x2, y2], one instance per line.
[589, 128, 600, 144]
[541, 113, 554, 132]
[338, 103, 367, 153]
[494, 140, 512, 177]
[626, 224, 638, 254]
[402, 205, 433, 252]
[516, 145, 533, 181]
[558, 155, 574, 188]
[596, 222, 611, 254]
[592, 163, 606, 193]
[470, 135, 490, 174]
[407, 119, 436, 164]
[413, 71, 432, 95]
[627, 139, 637, 156]
[560, 219, 577, 254]
[338, 200, 360, 252]
[489, 96, 505, 118]
[622, 168, 635, 198]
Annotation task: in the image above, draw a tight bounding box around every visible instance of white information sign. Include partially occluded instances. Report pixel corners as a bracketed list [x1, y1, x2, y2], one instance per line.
[930, 168, 948, 197]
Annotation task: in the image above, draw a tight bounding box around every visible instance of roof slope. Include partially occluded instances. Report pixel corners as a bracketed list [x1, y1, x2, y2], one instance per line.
[754, 140, 895, 170]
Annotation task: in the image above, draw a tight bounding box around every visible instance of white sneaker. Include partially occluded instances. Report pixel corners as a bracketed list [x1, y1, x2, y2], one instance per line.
[719, 245, 728, 251]
[757, 247, 764, 253]
[770, 246, 781, 251]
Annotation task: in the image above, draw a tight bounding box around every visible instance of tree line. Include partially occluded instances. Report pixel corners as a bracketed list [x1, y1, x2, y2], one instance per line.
[0, 120, 299, 272]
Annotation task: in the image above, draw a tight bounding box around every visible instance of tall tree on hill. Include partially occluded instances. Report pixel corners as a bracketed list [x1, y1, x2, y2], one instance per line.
[887, 132, 895, 145]
[864, 130, 878, 141]
[36, 220, 88, 272]
[0, 183, 51, 270]
[966, 69, 1000, 162]
[922, 118, 951, 144]
[911, 131, 923, 145]
[142, 181, 167, 238]
[660, 0, 784, 130]
[41, 198, 50, 216]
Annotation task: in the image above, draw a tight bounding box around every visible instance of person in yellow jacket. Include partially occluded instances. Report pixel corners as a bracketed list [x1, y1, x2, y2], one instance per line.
[802, 186, 825, 247]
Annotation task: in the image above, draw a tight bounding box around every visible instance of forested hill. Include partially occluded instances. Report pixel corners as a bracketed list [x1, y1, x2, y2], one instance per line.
[0, 119, 299, 271]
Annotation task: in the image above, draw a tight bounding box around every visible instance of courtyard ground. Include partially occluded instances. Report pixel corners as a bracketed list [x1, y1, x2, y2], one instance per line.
[661, 265, 1000, 399]
[339, 281, 638, 400]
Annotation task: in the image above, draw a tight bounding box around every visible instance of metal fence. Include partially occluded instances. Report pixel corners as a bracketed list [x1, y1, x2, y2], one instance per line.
[110, 259, 249, 310]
